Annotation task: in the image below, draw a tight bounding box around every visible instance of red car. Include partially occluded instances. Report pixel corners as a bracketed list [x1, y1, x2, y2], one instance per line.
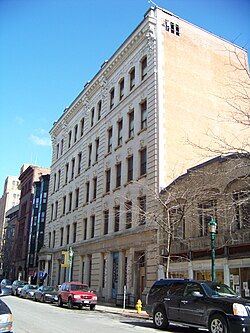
[57, 282, 97, 310]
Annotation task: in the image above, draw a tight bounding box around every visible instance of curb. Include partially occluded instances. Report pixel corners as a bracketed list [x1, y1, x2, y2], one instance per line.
[96, 307, 150, 320]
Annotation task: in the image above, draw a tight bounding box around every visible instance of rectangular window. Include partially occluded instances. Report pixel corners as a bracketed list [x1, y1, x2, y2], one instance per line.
[117, 119, 123, 146]
[66, 225, 70, 244]
[60, 228, 64, 246]
[114, 206, 120, 232]
[74, 124, 78, 143]
[86, 181, 90, 203]
[97, 100, 102, 120]
[125, 201, 132, 229]
[68, 131, 72, 148]
[233, 191, 250, 229]
[65, 163, 69, 184]
[56, 143, 59, 159]
[75, 188, 79, 208]
[60, 139, 64, 155]
[73, 222, 77, 243]
[91, 215, 95, 238]
[50, 204, 54, 221]
[140, 147, 147, 176]
[128, 110, 134, 138]
[71, 158, 75, 180]
[68, 192, 72, 212]
[107, 127, 113, 153]
[90, 107, 95, 127]
[83, 218, 87, 240]
[106, 169, 111, 193]
[169, 207, 185, 239]
[48, 232, 51, 248]
[95, 138, 99, 162]
[57, 170, 61, 190]
[93, 177, 97, 200]
[176, 24, 180, 36]
[138, 196, 146, 225]
[141, 56, 147, 80]
[52, 230, 56, 248]
[116, 162, 121, 188]
[77, 152, 82, 175]
[198, 200, 217, 236]
[88, 144, 92, 167]
[119, 78, 124, 100]
[110, 88, 115, 109]
[170, 22, 175, 33]
[140, 100, 147, 130]
[53, 173, 57, 192]
[55, 201, 58, 219]
[104, 210, 109, 235]
[127, 155, 133, 182]
[80, 118, 85, 136]
[129, 67, 135, 90]
[62, 196, 66, 215]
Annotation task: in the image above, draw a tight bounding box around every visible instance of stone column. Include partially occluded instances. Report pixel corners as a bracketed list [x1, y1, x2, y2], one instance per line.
[223, 259, 230, 286]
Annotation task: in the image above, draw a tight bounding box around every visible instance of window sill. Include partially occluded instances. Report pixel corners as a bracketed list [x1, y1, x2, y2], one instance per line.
[114, 145, 122, 151]
[137, 127, 147, 136]
[103, 191, 110, 197]
[90, 198, 96, 203]
[124, 180, 134, 187]
[73, 207, 79, 211]
[92, 161, 98, 166]
[137, 174, 147, 180]
[85, 166, 91, 172]
[125, 136, 134, 144]
[83, 202, 89, 207]
[113, 186, 121, 192]
[75, 173, 80, 179]
[66, 211, 71, 215]
[104, 152, 112, 158]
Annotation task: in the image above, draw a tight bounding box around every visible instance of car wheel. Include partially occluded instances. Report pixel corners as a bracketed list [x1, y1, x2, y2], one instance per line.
[42, 295, 45, 303]
[209, 313, 228, 333]
[78, 304, 83, 310]
[90, 305, 95, 311]
[57, 297, 63, 307]
[67, 298, 73, 310]
[34, 296, 37, 302]
[153, 307, 169, 330]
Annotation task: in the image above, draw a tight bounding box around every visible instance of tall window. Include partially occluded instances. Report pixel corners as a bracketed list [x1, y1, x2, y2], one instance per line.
[90, 107, 95, 127]
[68, 131, 72, 148]
[116, 162, 121, 188]
[65, 163, 69, 184]
[55, 201, 58, 219]
[66, 225, 70, 244]
[53, 173, 57, 192]
[138, 196, 146, 225]
[140, 147, 147, 176]
[125, 201, 132, 229]
[233, 191, 250, 229]
[83, 218, 87, 240]
[68, 192, 72, 212]
[95, 138, 99, 162]
[107, 127, 113, 153]
[75, 188, 79, 209]
[57, 170, 61, 190]
[128, 110, 134, 138]
[127, 155, 133, 182]
[56, 143, 59, 159]
[129, 67, 135, 90]
[60, 228, 64, 246]
[110, 88, 115, 109]
[71, 158, 75, 180]
[50, 204, 54, 221]
[119, 78, 124, 100]
[198, 200, 217, 236]
[88, 144, 92, 167]
[141, 56, 147, 80]
[104, 210, 109, 235]
[114, 206, 120, 232]
[85, 181, 90, 203]
[117, 119, 123, 146]
[169, 207, 185, 239]
[77, 152, 82, 175]
[97, 100, 102, 120]
[52, 230, 56, 248]
[93, 177, 97, 200]
[62, 196, 66, 215]
[140, 100, 147, 130]
[170, 22, 175, 33]
[60, 139, 64, 155]
[80, 118, 85, 136]
[73, 222, 77, 243]
[48, 232, 51, 247]
[91, 215, 95, 238]
[74, 124, 78, 143]
[106, 169, 111, 193]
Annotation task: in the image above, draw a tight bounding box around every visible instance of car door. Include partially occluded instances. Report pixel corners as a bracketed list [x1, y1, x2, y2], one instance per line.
[165, 282, 186, 322]
[179, 282, 207, 326]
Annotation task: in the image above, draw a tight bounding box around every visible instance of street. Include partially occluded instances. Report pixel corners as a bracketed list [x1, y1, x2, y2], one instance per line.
[2, 296, 204, 333]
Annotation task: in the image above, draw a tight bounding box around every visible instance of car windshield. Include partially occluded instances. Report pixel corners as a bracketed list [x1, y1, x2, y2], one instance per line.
[2, 280, 12, 285]
[43, 287, 56, 292]
[204, 282, 237, 297]
[71, 284, 89, 292]
[28, 285, 37, 290]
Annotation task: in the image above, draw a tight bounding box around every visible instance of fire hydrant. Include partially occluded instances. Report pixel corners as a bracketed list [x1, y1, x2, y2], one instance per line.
[135, 299, 142, 314]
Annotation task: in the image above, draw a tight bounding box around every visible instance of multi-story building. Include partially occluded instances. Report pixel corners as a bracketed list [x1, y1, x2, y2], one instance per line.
[27, 174, 50, 283]
[13, 165, 50, 281]
[41, 6, 248, 304]
[160, 154, 250, 297]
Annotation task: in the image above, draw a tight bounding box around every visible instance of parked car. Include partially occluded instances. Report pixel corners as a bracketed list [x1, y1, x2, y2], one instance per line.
[0, 287, 12, 297]
[145, 278, 250, 333]
[57, 282, 97, 310]
[0, 280, 12, 289]
[34, 286, 58, 303]
[19, 284, 38, 299]
[11, 280, 27, 296]
[0, 298, 13, 333]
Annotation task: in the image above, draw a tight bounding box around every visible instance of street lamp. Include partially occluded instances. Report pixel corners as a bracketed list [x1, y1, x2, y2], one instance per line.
[208, 217, 217, 282]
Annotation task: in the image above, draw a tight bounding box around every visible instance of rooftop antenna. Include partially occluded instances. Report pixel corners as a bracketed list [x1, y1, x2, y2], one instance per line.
[148, 0, 158, 7]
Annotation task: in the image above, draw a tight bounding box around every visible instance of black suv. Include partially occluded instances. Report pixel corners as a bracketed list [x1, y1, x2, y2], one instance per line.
[145, 279, 250, 333]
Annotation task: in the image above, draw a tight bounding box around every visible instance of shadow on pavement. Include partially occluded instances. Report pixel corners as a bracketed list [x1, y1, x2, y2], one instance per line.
[121, 321, 205, 332]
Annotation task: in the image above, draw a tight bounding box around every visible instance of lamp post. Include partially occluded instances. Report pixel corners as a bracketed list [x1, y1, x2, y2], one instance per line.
[68, 247, 74, 282]
[208, 217, 217, 281]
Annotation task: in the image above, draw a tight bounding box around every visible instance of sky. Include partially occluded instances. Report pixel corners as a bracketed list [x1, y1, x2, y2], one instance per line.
[0, 0, 249, 195]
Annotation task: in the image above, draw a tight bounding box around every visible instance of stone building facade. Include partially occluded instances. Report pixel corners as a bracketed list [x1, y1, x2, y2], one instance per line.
[41, 6, 249, 304]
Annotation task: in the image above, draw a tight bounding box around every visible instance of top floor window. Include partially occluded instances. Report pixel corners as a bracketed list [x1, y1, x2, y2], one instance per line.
[170, 22, 175, 34]
[56, 143, 59, 159]
[68, 131, 72, 148]
[198, 200, 217, 237]
[110, 88, 115, 109]
[141, 56, 147, 80]
[233, 191, 250, 230]
[74, 124, 78, 143]
[119, 78, 124, 100]
[60, 139, 64, 155]
[97, 100, 102, 120]
[90, 108, 95, 127]
[129, 67, 135, 90]
[80, 118, 85, 136]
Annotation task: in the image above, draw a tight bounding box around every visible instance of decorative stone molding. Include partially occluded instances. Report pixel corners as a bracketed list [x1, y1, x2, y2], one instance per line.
[140, 140, 145, 148]
[127, 147, 132, 155]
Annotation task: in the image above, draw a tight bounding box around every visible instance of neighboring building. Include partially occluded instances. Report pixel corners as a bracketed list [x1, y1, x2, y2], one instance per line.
[2, 205, 19, 279]
[41, 6, 248, 304]
[160, 154, 250, 297]
[27, 174, 50, 283]
[13, 165, 50, 281]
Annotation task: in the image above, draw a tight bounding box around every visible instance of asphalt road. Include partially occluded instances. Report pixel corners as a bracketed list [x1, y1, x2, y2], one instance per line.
[2, 295, 205, 333]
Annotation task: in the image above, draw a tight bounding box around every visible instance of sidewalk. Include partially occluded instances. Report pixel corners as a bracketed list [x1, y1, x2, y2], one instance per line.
[96, 303, 150, 319]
